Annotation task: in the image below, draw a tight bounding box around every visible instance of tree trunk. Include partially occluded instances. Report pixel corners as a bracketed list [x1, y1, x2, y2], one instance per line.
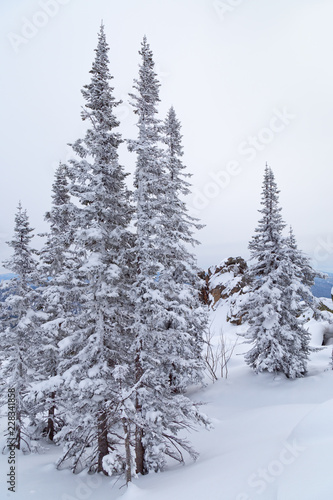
[97, 409, 108, 475]
[135, 415, 146, 475]
[135, 346, 147, 475]
[122, 418, 132, 483]
[47, 392, 56, 441]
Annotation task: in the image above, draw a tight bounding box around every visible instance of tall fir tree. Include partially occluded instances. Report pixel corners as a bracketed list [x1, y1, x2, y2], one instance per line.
[0, 203, 39, 450]
[128, 38, 209, 476]
[239, 165, 311, 378]
[128, 35, 166, 476]
[55, 24, 134, 477]
[160, 106, 206, 393]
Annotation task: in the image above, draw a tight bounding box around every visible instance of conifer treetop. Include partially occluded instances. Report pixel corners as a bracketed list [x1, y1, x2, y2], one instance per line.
[4, 202, 36, 282]
[129, 36, 161, 128]
[78, 23, 122, 164]
[249, 165, 286, 275]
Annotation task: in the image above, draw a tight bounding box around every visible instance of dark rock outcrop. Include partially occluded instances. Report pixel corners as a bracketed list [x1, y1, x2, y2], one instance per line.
[199, 256, 250, 324]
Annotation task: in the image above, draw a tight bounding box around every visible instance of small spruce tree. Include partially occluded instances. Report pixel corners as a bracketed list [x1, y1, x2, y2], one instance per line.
[239, 165, 311, 378]
[0, 203, 39, 450]
[29, 163, 74, 442]
[286, 226, 325, 320]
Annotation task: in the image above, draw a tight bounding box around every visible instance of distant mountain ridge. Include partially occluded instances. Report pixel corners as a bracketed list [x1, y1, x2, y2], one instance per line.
[0, 273, 16, 281]
[311, 273, 333, 299]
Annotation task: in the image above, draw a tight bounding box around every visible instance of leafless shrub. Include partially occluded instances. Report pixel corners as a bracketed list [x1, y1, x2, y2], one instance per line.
[203, 327, 238, 381]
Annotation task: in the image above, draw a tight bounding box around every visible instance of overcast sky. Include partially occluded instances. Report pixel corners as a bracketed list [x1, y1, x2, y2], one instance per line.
[1, 0, 333, 273]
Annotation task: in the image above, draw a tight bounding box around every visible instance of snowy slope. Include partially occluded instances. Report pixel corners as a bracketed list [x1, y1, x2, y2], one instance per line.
[1, 299, 333, 499]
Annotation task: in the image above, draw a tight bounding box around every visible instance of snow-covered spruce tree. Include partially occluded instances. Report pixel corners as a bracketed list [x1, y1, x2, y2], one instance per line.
[128, 38, 209, 476]
[55, 24, 134, 477]
[239, 165, 311, 378]
[29, 163, 74, 442]
[287, 226, 319, 288]
[286, 226, 325, 318]
[159, 106, 207, 393]
[0, 203, 39, 450]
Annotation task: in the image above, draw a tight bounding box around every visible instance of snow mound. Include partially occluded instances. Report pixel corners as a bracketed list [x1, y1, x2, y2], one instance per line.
[288, 398, 333, 447]
[276, 399, 333, 500]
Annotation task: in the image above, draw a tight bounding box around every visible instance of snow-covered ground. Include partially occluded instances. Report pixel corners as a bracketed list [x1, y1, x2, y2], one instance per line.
[1, 300, 333, 500]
